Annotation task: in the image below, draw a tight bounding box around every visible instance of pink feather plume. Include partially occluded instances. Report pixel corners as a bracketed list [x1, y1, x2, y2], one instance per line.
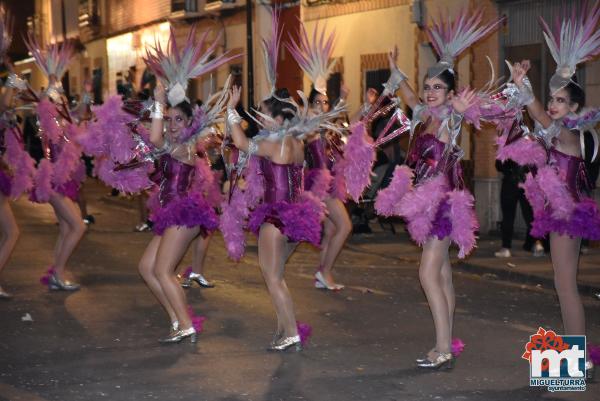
[219, 185, 249, 261]
[306, 168, 333, 201]
[31, 159, 54, 203]
[520, 173, 545, 213]
[261, 6, 283, 94]
[495, 134, 547, 168]
[536, 166, 575, 220]
[36, 99, 62, 144]
[427, 7, 505, 62]
[375, 165, 413, 217]
[25, 32, 74, 79]
[447, 189, 479, 258]
[297, 321, 312, 346]
[143, 25, 240, 94]
[95, 158, 154, 195]
[342, 122, 375, 202]
[51, 141, 82, 187]
[398, 175, 448, 245]
[3, 128, 35, 198]
[451, 338, 466, 357]
[286, 20, 336, 93]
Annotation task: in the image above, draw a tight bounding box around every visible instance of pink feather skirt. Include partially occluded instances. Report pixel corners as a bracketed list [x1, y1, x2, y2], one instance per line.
[522, 164, 600, 240]
[248, 193, 325, 246]
[147, 190, 219, 237]
[375, 166, 479, 258]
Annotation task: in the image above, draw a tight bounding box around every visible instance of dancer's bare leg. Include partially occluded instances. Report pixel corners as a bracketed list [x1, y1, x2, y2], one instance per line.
[138, 236, 177, 324]
[190, 235, 211, 276]
[154, 226, 200, 330]
[550, 233, 584, 335]
[440, 253, 455, 334]
[48, 195, 86, 281]
[0, 195, 19, 292]
[258, 223, 298, 337]
[419, 237, 452, 354]
[319, 198, 351, 283]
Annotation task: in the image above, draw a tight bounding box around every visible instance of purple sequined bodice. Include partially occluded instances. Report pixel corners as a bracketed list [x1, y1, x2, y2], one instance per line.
[259, 158, 303, 203]
[306, 133, 343, 171]
[155, 154, 195, 206]
[407, 134, 464, 189]
[307, 138, 327, 169]
[549, 148, 591, 200]
[0, 128, 6, 155]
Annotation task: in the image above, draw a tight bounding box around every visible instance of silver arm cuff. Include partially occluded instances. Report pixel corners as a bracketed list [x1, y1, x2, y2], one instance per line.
[150, 101, 164, 120]
[247, 137, 259, 156]
[518, 77, 535, 106]
[227, 107, 242, 126]
[382, 67, 408, 96]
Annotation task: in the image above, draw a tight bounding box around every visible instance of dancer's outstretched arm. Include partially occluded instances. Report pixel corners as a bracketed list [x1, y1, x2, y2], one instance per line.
[226, 85, 280, 158]
[512, 60, 552, 129]
[150, 83, 166, 149]
[388, 49, 419, 109]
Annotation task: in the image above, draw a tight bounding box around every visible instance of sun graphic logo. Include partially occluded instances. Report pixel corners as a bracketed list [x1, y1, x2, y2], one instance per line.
[522, 327, 587, 392]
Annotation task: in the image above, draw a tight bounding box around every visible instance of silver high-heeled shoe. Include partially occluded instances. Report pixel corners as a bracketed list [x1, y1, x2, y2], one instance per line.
[182, 273, 215, 289]
[0, 286, 12, 299]
[314, 271, 344, 291]
[48, 273, 80, 291]
[415, 349, 436, 364]
[416, 351, 453, 370]
[158, 327, 197, 344]
[268, 335, 302, 352]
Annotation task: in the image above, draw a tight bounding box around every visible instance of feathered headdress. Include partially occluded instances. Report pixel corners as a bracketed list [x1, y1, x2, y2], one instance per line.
[540, 1, 600, 94]
[286, 21, 337, 95]
[427, 8, 504, 78]
[144, 24, 240, 106]
[24, 32, 74, 80]
[261, 6, 283, 99]
[0, 3, 13, 61]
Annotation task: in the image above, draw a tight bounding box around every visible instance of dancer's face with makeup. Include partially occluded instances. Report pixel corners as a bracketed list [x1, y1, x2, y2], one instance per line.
[165, 107, 190, 139]
[311, 93, 330, 113]
[547, 88, 579, 120]
[423, 76, 453, 108]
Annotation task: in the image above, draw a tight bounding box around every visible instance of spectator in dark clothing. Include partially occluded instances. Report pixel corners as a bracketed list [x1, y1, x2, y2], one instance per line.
[494, 159, 546, 257]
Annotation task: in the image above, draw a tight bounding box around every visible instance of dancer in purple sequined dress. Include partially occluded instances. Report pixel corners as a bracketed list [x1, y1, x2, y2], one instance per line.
[0, 5, 36, 298]
[137, 24, 237, 344]
[287, 21, 350, 290]
[0, 63, 36, 298]
[17, 34, 86, 291]
[374, 9, 503, 369]
[508, 2, 600, 378]
[226, 84, 325, 351]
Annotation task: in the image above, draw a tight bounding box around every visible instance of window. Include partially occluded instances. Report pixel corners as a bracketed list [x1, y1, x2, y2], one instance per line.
[365, 69, 390, 97]
[172, 0, 197, 13]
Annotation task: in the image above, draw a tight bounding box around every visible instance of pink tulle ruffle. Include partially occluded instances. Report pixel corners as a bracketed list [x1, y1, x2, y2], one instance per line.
[342, 122, 375, 202]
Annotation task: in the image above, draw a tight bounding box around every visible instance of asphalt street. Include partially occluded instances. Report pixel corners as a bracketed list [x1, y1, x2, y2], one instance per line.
[0, 180, 598, 401]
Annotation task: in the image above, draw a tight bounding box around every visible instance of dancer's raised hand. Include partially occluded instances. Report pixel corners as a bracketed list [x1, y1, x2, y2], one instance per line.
[451, 88, 477, 114]
[228, 85, 242, 110]
[511, 60, 531, 87]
